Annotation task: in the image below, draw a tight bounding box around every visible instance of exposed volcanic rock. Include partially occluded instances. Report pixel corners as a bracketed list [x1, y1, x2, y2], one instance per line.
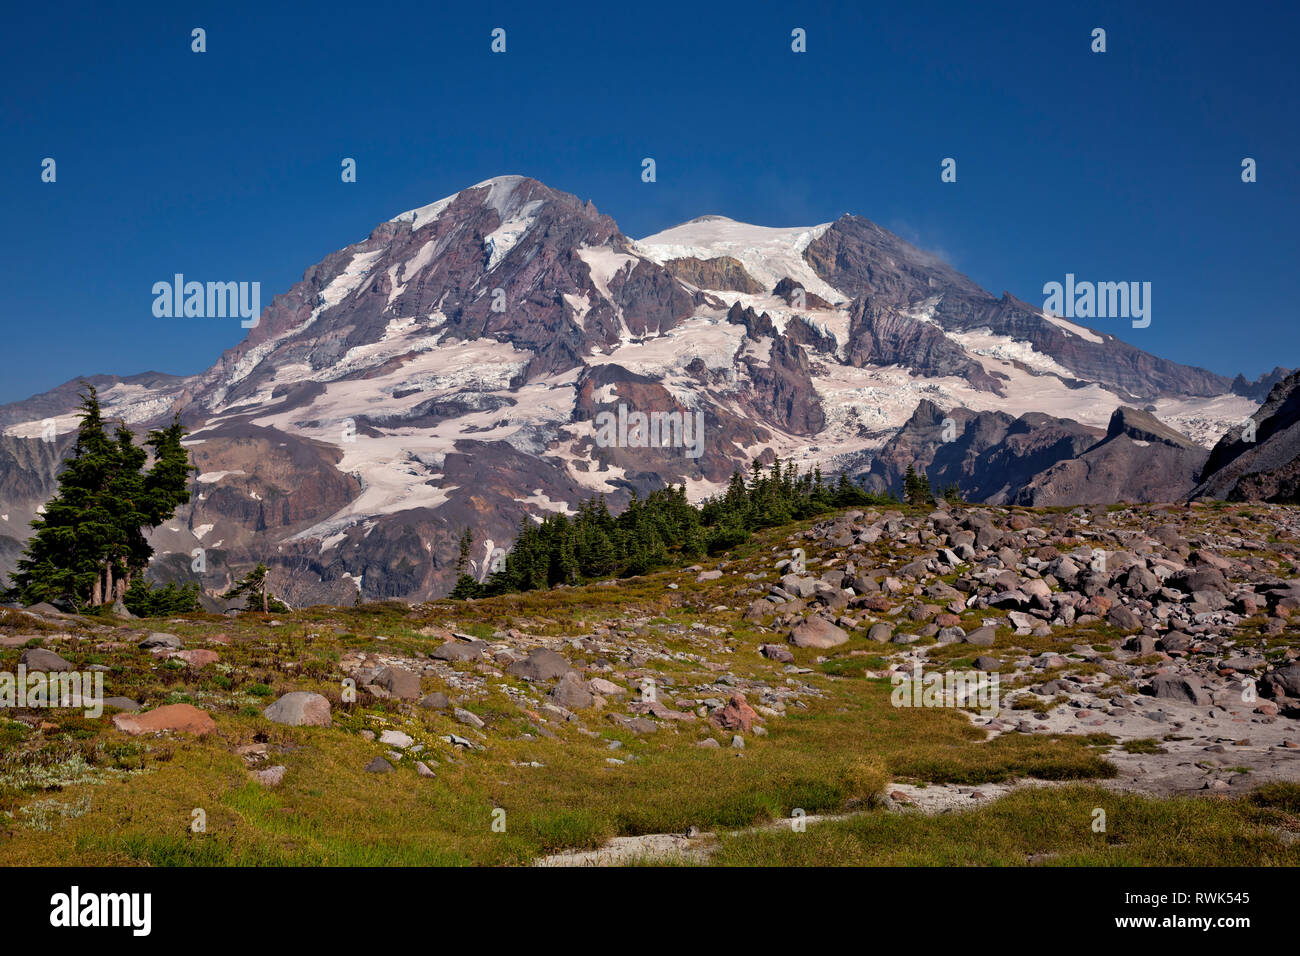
[0, 176, 1274, 603]
[845, 295, 1003, 394]
[1106, 406, 1201, 449]
[723, 304, 826, 435]
[803, 214, 985, 310]
[782, 315, 838, 355]
[1195, 369, 1300, 503]
[862, 400, 1100, 502]
[571, 364, 768, 490]
[806, 215, 1233, 401]
[772, 276, 833, 311]
[1015, 408, 1208, 505]
[725, 302, 777, 339]
[0, 432, 74, 568]
[739, 335, 826, 437]
[662, 256, 763, 293]
[186, 176, 713, 410]
[1231, 366, 1292, 401]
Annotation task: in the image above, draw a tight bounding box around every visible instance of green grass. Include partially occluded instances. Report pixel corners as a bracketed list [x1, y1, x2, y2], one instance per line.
[711, 785, 1300, 866]
[2, 502, 1297, 866]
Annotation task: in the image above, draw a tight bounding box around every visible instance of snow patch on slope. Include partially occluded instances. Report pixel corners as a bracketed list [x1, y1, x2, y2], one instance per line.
[637, 217, 844, 305]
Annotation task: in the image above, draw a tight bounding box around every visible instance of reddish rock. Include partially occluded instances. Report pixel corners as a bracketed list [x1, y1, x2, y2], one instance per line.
[112, 703, 216, 737]
[712, 693, 758, 733]
[174, 649, 220, 667]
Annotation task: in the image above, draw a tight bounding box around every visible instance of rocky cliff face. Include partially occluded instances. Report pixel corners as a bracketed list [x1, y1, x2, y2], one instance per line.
[0, 176, 1271, 601]
[863, 401, 1221, 507]
[807, 215, 1240, 401]
[861, 400, 1101, 503]
[1194, 369, 1300, 503]
[1015, 408, 1209, 505]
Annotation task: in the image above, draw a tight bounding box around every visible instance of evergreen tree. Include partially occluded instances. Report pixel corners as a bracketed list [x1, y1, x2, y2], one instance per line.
[449, 527, 482, 598]
[458, 458, 899, 599]
[222, 562, 287, 613]
[5, 386, 195, 609]
[455, 527, 473, 574]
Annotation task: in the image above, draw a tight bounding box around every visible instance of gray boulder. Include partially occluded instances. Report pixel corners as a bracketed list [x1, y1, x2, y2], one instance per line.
[19, 647, 72, 672]
[431, 641, 485, 662]
[507, 648, 574, 681]
[375, 666, 422, 699]
[549, 671, 594, 710]
[139, 632, 182, 650]
[263, 691, 332, 727]
[1149, 672, 1210, 705]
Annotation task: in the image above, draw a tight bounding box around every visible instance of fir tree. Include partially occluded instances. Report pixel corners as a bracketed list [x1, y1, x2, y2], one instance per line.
[5, 385, 195, 609]
[222, 562, 287, 613]
[449, 527, 482, 599]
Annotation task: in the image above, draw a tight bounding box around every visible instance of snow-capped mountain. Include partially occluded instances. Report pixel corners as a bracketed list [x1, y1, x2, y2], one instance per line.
[0, 175, 1279, 603]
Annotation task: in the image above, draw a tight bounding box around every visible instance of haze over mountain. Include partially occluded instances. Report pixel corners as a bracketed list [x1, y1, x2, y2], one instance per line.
[0, 176, 1287, 603]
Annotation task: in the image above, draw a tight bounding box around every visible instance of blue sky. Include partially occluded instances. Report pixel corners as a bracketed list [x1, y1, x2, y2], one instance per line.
[2, 0, 1296, 404]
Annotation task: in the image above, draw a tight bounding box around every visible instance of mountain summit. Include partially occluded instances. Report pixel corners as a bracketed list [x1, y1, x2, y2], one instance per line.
[0, 176, 1278, 602]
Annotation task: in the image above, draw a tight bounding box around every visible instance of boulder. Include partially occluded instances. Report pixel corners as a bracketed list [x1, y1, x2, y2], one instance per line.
[173, 649, 219, 668]
[789, 617, 849, 649]
[1149, 672, 1211, 705]
[711, 693, 758, 733]
[138, 632, 182, 649]
[379, 729, 414, 748]
[1262, 663, 1300, 699]
[507, 648, 574, 681]
[254, 765, 287, 787]
[1107, 605, 1142, 631]
[375, 666, 422, 699]
[19, 648, 72, 672]
[430, 641, 485, 662]
[263, 691, 332, 727]
[760, 643, 795, 663]
[549, 671, 594, 710]
[112, 703, 216, 737]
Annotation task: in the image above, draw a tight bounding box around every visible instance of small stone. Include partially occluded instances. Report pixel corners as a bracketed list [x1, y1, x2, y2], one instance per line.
[254, 765, 286, 787]
[454, 707, 485, 729]
[379, 729, 414, 748]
